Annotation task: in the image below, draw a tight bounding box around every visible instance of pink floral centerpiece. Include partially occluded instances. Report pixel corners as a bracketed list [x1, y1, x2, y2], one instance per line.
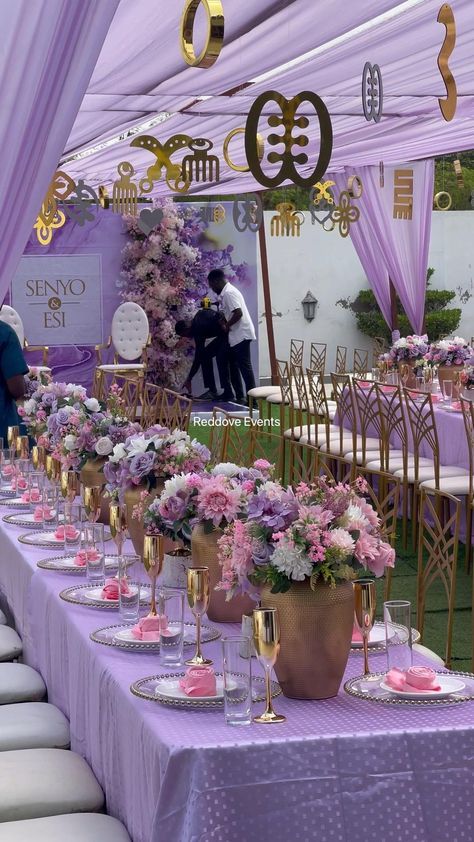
[379, 334, 430, 369]
[424, 336, 472, 367]
[18, 380, 88, 445]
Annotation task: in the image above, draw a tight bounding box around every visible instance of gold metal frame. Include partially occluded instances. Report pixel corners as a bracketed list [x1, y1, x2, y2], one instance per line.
[309, 342, 327, 376]
[180, 0, 224, 68]
[161, 388, 192, 432]
[335, 345, 348, 374]
[353, 348, 369, 377]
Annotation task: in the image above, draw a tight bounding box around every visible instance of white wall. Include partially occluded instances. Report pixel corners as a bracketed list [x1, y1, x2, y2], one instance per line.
[257, 210, 474, 380]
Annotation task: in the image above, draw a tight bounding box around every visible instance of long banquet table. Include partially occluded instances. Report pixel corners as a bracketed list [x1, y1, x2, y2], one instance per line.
[1, 514, 474, 842]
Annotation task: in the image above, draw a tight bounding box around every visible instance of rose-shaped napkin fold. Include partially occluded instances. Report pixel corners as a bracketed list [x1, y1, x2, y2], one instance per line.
[3, 465, 14, 477]
[351, 624, 363, 643]
[385, 666, 441, 692]
[73, 548, 100, 567]
[101, 577, 131, 601]
[179, 665, 217, 697]
[450, 400, 462, 411]
[34, 505, 53, 523]
[131, 615, 168, 641]
[11, 477, 27, 491]
[55, 524, 79, 541]
[21, 489, 41, 504]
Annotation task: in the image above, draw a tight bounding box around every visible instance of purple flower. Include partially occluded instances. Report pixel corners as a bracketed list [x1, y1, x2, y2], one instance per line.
[248, 489, 298, 531]
[129, 451, 156, 481]
[56, 408, 71, 426]
[251, 541, 274, 566]
[41, 393, 55, 408]
[159, 494, 188, 523]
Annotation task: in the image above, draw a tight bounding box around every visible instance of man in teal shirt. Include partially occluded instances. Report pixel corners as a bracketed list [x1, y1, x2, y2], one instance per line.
[0, 321, 28, 441]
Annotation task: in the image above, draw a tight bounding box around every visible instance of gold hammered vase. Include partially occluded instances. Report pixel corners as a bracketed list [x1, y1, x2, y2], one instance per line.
[191, 523, 255, 623]
[79, 457, 109, 523]
[260, 580, 354, 700]
[437, 364, 461, 397]
[124, 480, 165, 557]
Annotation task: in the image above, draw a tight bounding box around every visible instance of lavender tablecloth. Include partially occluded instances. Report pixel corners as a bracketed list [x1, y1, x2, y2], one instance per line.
[1, 516, 474, 842]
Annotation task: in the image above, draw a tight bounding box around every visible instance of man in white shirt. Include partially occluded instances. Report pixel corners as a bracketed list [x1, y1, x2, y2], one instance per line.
[208, 269, 256, 404]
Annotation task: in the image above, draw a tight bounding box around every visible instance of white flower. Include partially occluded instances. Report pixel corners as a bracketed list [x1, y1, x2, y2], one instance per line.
[271, 545, 313, 580]
[109, 443, 128, 463]
[161, 473, 189, 500]
[95, 436, 113, 456]
[341, 504, 370, 529]
[212, 462, 241, 477]
[84, 398, 100, 413]
[126, 436, 149, 458]
[64, 434, 77, 452]
[23, 398, 36, 415]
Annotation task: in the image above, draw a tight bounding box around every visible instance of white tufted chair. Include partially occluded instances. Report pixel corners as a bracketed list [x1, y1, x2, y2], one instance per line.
[94, 303, 150, 399]
[0, 306, 50, 372]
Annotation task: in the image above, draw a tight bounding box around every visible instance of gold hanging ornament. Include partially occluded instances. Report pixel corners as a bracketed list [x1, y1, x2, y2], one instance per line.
[181, 138, 220, 183]
[453, 158, 464, 188]
[232, 195, 264, 233]
[112, 162, 138, 215]
[180, 0, 224, 68]
[437, 4, 457, 122]
[347, 175, 363, 199]
[34, 210, 66, 246]
[270, 203, 305, 237]
[332, 191, 360, 238]
[244, 90, 333, 189]
[34, 169, 75, 244]
[393, 169, 414, 220]
[98, 186, 110, 208]
[130, 134, 192, 193]
[434, 191, 452, 210]
[223, 127, 264, 172]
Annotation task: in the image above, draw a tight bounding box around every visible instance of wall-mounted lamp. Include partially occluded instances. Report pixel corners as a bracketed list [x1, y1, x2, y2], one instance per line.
[301, 290, 318, 322]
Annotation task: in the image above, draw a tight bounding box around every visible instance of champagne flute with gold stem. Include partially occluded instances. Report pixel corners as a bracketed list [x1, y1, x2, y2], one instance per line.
[185, 567, 212, 666]
[82, 485, 102, 523]
[353, 578, 376, 676]
[109, 501, 127, 556]
[60, 470, 78, 502]
[7, 426, 19, 461]
[253, 607, 286, 724]
[143, 534, 164, 617]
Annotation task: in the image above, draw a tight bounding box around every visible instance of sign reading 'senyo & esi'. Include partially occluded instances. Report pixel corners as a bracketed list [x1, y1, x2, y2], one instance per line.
[11, 254, 103, 345]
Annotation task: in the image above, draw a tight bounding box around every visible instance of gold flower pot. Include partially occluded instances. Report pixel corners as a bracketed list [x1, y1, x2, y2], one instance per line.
[260, 580, 354, 700]
[79, 457, 109, 524]
[191, 524, 255, 623]
[124, 481, 165, 558]
[437, 365, 461, 398]
[397, 360, 417, 388]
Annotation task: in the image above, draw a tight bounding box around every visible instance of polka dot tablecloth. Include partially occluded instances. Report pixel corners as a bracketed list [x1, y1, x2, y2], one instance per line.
[0, 517, 474, 842]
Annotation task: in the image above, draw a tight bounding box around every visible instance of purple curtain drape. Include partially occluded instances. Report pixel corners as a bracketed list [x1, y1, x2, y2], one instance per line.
[335, 161, 434, 334]
[0, 0, 119, 304]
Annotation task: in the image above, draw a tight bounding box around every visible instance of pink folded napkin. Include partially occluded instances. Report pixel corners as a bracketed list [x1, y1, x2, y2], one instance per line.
[33, 505, 53, 523]
[179, 666, 217, 697]
[73, 548, 100, 567]
[380, 385, 396, 394]
[101, 577, 131, 601]
[3, 465, 14, 476]
[11, 476, 27, 491]
[131, 615, 168, 641]
[431, 393, 442, 403]
[450, 401, 462, 411]
[21, 489, 41, 504]
[55, 524, 79, 541]
[351, 624, 363, 643]
[385, 666, 441, 692]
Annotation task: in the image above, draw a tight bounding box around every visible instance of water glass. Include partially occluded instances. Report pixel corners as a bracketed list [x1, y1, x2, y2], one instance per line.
[222, 636, 252, 726]
[63, 502, 83, 556]
[159, 588, 185, 667]
[0, 450, 14, 486]
[27, 471, 44, 512]
[42, 487, 59, 530]
[384, 600, 413, 670]
[118, 554, 141, 622]
[83, 522, 105, 584]
[442, 378, 453, 405]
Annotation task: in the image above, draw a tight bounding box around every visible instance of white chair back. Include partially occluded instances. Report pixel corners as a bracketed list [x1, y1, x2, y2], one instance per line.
[111, 303, 149, 361]
[0, 306, 25, 347]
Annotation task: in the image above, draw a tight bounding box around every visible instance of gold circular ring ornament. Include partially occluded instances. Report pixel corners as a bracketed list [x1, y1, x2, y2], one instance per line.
[347, 175, 363, 199]
[223, 127, 264, 172]
[434, 190, 452, 210]
[180, 0, 224, 68]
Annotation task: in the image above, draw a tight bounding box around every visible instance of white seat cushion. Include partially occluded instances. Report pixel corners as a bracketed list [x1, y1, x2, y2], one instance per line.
[0, 609, 6, 625]
[0, 703, 69, 751]
[284, 423, 340, 441]
[420, 475, 472, 495]
[97, 364, 144, 372]
[0, 664, 45, 704]
[0, 628, 22, 662]
[412, 643, 444, 666]
[266, 392, 285, 405]
[365, 455, 435, 472]
[248, 387, 280, 399]
[394, 465, 469, 482]
[0, 813, 131, 842]
[0, 749, 104, 822]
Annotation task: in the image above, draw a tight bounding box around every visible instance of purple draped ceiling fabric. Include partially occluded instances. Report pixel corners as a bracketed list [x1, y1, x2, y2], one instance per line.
[0, 0, 120, 305]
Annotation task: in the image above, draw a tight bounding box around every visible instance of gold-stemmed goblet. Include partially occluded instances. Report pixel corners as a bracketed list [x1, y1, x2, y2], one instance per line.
[36, 445, 46, 471]
[253, 607, 286, 724]
[31, 446, 39, 470]
[51, 457, 62, 486]
[143, 533, 164, 617]
[353, 578, 377, 676]
[45, 454, 54, 483]
[60, 470, 79, 502]
[17, 435, 29, 459]
[185, 567, 213, 666]
[109, 501, 127, 556]
[7, 426, 19, 460]
[82, 485, 102, 523]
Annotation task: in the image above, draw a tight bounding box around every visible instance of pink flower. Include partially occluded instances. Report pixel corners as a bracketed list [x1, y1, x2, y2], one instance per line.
[197, 476, 242, 526]
[367, 541, 395, 577]
[326, 528, 355, 554]
[354, 476, 368, 494]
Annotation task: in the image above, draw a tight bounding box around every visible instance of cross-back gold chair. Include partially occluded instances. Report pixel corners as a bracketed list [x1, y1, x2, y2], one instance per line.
[287, 363, 312, 441]
[218, 410, 253, 466]
[356, 466, 401, 599]
[335, 345, 347, 374]
[349, 378, 384, 467]
[207, 408, 229, 465]
[309, 342, 327, 375]
[329, 373, 356, 458]
[140, 383, 163, 429]
[417, 488, 460, 668]
[161, 389, 192, 432]
[287, 439, 319, 485]
[460, 397, 474, 571]
[353, 348, 369, 377]
[304, 368, 339, 449]
[289, 339, 304, 368]
[372, 336, 387, 367]
[252, 429, 284, 481]
[97, 371, 144, 421]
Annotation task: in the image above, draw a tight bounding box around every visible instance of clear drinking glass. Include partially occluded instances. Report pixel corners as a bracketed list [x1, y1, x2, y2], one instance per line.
[42, 487, 59, 530]
[442, 378, 453, 405]
[63, 502, 83, 556]
[222, 636, 252, 726]
[118, 554, 142, 622]
[384, 600, 413, 670]
[27, 471, 44, 511]
[159, 588, 185, 667]
[83, 522, 105, 584]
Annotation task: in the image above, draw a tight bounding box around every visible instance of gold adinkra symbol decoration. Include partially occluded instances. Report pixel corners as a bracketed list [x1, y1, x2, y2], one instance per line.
[362, 62, 383, 123]
[130, 134, 192, 193]
[180, 0, 224, 68]
[270, 203, 305, 237]
[232, 195, 264, 233]
[437, 4, 457, 122]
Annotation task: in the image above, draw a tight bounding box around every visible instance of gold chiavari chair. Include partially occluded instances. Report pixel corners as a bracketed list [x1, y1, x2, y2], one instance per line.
[309, 342, 327, 376]
[267, 359, 292, 478]
[251, 428, 284, 481]
[346, 378, 384, 468]
[325, 374, 380, 462]
[207, 408, 229, 466]
[301, 369, 340, 450]
[417, 488, 460, 669]
[161, 389, 192, 432]
[335, 345, 347, 374]
[218, 410, 253, 466]
[112, 373, 143, 422]
[372, 336, 387, 368]
[356, 466, 401, 599]
[286, 363, 311, 441]
[353, 348, 369, 377]
[289, 339, 304, 368]
[287, 439, 319, 485]
[139, 383, 163, 429]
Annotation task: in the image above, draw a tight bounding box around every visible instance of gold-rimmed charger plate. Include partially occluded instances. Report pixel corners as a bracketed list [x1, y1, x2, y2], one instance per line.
[0, 485, 20, 498]
[18, 528, 112, 548]
[4, 512, 61, 529]
[344, 670, 474, 706]
[131, 672, 281, 708]
[0, 495, 30, 509]
[90, 621, 221, 651]
[350, 622, 421, 652]
[59, 582, 151, 609]
[38, 553, 122, 574]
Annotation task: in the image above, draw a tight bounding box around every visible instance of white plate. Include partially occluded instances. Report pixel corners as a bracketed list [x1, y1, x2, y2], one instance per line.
[39, 553, 121, 571]
[84, 584, 140, 604]
[19, 529, 70, 546]
[4, 512, 59, 527]
[380, 674, 465, 700]
[0, 495, 30, 508]
[351, 626, 387, 648]
[155, 675, 224, 702]
[441, 405, 462, 414]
